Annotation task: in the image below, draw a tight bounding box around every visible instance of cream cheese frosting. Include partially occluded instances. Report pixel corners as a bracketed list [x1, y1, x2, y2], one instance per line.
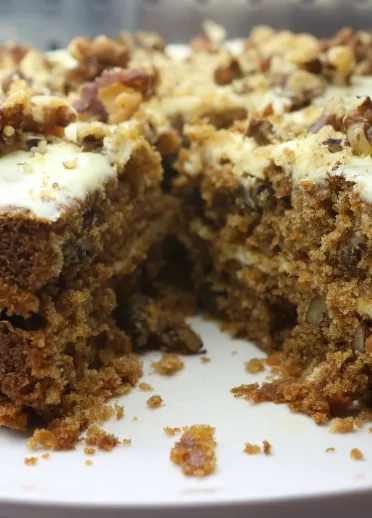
[0, 139, 114, 221]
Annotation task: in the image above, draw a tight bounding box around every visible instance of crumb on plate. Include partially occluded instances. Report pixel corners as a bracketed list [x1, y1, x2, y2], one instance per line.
[41, 453, 50, 460]
[139, 382, 154, 392]
[24, 457, 38, 466]
[350, 448, 364, 460]
[245, 358, 265, 374]
[84, 447, 96, 455]
[330, 417, 355, 434]
[243, 443, 262, 455]
[152, 353, 184, 375]
[325, 447, 335, 453]
[263, 440, 272, 455]
[123, 439, 132, 446]
[85, 425, 119, 452]
[132, 416, 138, 422]
[164, 427, 181, 436]
[201, 357, 211, 364]
[114, 404, 124, 420]
[146, 395, 164, 408]
[85, 460, 94, 466]
[170, 425, 216, 477]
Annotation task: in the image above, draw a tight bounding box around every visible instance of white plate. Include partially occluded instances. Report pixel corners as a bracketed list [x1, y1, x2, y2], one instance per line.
[0, 317, 372, 518]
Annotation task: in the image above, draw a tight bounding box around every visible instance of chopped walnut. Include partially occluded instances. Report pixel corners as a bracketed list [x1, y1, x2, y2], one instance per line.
[246, 118, 273, 146]
[170, 425, 217, 477]
[146, 395, 164, 408]
[152, 354, 184, 375]
[74, 68, 153, 124]
[135, 30, 166, 52]
[214, 52, 242, 86]
[67, 35, 130, 86]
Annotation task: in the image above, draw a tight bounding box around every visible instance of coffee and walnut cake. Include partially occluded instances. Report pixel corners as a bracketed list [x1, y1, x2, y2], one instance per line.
[0, 23, 372, 448]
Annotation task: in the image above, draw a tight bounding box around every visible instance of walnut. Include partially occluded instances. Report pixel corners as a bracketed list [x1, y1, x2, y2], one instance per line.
[190, 34, 217, 53]
[285, 70, 326, 105]
[0, 88, 76, 142]
[28, 95, 77, 132]
[306, 296, 328, 326]
[352, 325, 365, 353]
[323, 46, 356, 85]
[203, 20, 227, 45]
[214, 52, 242, 86]
[96, 68, 153, 124]
[67, 35, 130, 86]
[308, 96, 346, 133]
[135, 30, 166, 52]
[74, 68, 153, 124]
[0, 42, 30, 69]
[246, 118, 273, 145]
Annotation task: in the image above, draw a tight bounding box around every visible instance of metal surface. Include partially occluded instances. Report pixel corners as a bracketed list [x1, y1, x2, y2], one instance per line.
[140, 0, 372, 42]
[0, 0, 371, 48]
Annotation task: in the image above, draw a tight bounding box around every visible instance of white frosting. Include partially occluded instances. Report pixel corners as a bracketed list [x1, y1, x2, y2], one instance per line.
[0, 140, 115, 221]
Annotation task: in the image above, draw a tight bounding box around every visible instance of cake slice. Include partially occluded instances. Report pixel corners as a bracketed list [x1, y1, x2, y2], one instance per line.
[175, 92, 372, 424]
[0, 64, 203, 449]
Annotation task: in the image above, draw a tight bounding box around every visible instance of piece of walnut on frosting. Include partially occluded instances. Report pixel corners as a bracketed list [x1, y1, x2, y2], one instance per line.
[74, 68, 155, 124]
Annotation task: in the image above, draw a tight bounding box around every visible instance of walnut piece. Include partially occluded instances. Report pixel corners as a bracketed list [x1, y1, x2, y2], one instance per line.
[306, 296, 328, 326]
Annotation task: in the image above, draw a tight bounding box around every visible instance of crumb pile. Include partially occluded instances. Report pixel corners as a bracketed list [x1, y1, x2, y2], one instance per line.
[170, 425, 217, 477]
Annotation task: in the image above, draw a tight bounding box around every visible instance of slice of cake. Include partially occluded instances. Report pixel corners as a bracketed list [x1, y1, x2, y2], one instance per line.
[0, 58, 201, 449]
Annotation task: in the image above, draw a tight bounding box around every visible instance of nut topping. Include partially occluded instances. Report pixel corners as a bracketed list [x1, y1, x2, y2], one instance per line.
[306, 296, 328, 326]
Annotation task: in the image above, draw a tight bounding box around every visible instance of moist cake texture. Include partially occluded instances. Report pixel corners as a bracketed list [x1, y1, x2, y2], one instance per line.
[1, 24, 372, 446]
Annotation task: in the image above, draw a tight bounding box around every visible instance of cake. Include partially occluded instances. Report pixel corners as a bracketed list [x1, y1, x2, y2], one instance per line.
[1, 24, 372, 447]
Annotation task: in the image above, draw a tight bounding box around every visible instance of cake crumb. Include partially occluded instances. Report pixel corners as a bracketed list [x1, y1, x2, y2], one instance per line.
[24, 457, 38, 466]
[325, 447, 335, 453]
[350, 448, 364, 460]
[164, 427, 181, 436]
[132, 416, 138, 422]
[245, 358, 265, 374]
[170, 425, 216, 477]
[231, 351, 238, 356]
[243, 443, 262, 455]
[263, 440, 272, 455]
[201, 357, 211, 364]
[152, 354, 184, 375]
[114, 404, 124, 420]
[369, 427, 372, 433]
[85, 426, 119, 452]
[265, 354, 282, 367]
[123, 439, 132, 446]
[330, 417, 355, 434]
[85, 460, 94, 466]
[139, 382, 154, 392]
[146, 395, 164, 408]
[84, 447, 96, 455]
[41, 453, 50, 460]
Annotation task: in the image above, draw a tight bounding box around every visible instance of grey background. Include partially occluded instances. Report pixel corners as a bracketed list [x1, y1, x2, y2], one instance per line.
[1, 0, 371, 49]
